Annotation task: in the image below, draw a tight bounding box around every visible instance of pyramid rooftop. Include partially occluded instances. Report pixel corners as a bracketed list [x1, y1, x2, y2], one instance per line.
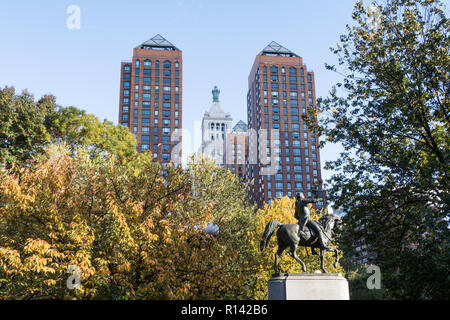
[136, 34, 179, 51]
[259, 41, 299, 57]
[233, 120, 248, 133]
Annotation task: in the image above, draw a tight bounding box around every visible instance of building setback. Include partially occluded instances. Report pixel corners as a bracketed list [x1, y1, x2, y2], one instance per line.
[118, 34, 182, 168]
[246, 41, 326, 208]
[224, 120, 249, 179]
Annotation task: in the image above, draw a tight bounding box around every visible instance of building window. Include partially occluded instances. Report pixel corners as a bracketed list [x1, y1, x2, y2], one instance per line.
[135, 60, 140, 67]
[163, 60, 171, 69]
[144, 59, 151, 67]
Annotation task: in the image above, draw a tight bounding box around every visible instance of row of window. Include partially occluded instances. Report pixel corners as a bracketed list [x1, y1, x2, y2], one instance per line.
[267, 180, 318, 190]
[123, 80, 180, 90]
[263, 74, 312, 84]
[122, 116, 179, 127]
[262, 97, 314, 106]
[263, 66, 312, 79]
[122, 110, 178, 118]
[122, 102, 180, 110]
[123, 87, 179, 96]
[263, 123, 311, 130]
[262, 82, 310, 91]
[123, 108, 180, 117]
[122, 94, 180, 104]
[266, 190, 315, 199]
[124, 75, 180, 85]
[132, 126, 175, 135]
[124, 69, 179, 78]
[264, 90, 313, 98]
[264, 114, 301, 122]
[125, 60, 180, 71]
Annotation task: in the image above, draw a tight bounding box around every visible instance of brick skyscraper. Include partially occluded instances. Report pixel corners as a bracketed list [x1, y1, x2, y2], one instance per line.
[119, 34, 182, 168]
[246, 41, 326, 208]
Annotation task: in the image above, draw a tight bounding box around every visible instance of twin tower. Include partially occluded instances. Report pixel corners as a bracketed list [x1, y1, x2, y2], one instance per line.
[119, 35, 326, 208]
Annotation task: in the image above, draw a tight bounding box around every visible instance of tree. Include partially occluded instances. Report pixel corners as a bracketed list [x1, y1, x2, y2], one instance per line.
[0, 87, 53, 167]
[0, 86, 137, 168]
[305, 0, 449, 299]
[0, 146, 260, 299]
[245, 196, 344, 300]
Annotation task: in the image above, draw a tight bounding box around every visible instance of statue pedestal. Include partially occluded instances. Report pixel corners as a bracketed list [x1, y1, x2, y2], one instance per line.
[268, 273, 350, 300]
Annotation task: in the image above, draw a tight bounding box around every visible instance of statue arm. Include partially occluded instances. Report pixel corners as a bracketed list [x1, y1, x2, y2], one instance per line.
[306, 198, 324, 203]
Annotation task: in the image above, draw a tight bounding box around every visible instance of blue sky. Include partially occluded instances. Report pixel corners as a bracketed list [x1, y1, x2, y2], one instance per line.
[1, 0, 366, 181]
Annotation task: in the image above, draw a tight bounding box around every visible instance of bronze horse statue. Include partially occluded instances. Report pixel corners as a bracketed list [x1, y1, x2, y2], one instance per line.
[260, 198, 342, 274]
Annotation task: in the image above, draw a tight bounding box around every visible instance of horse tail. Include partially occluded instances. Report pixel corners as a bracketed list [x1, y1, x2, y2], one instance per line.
[260, 220, 282, 252]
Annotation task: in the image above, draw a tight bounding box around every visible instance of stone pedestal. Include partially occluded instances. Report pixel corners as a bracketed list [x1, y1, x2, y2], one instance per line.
[268, 273, 349, 300]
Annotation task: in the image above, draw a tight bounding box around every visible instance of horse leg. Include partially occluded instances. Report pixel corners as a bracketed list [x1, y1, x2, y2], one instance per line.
[320, 248, 328, 273]
[322, 246, 340, 269]
[274, 245, 286, 275]
[290, 244, 307, 273]
[333, 248, 340, 268]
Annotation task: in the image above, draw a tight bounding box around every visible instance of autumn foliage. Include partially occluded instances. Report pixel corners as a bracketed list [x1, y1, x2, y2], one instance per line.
[0, 145, 260, 299]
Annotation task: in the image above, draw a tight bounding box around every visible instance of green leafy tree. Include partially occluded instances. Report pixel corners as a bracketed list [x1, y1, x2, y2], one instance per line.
[0, 87, 137, 168]
[0, 87, 53, 167]
[306, 0, 449, 299]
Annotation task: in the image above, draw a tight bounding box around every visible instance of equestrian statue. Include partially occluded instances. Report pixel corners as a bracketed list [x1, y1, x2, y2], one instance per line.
[260, 193, 342, 274]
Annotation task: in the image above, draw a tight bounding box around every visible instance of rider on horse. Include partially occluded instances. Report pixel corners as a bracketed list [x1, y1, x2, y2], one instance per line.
[295, 192, 325, 255]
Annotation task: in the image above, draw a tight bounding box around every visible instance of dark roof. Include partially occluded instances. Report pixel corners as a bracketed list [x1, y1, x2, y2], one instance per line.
[233, 120, 248, 133]
[136, 34, 179, 50]
[259, 41, 299, 57]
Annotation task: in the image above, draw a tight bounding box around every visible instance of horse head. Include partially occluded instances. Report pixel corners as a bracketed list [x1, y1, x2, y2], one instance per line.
[319, 213, 343, 235]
